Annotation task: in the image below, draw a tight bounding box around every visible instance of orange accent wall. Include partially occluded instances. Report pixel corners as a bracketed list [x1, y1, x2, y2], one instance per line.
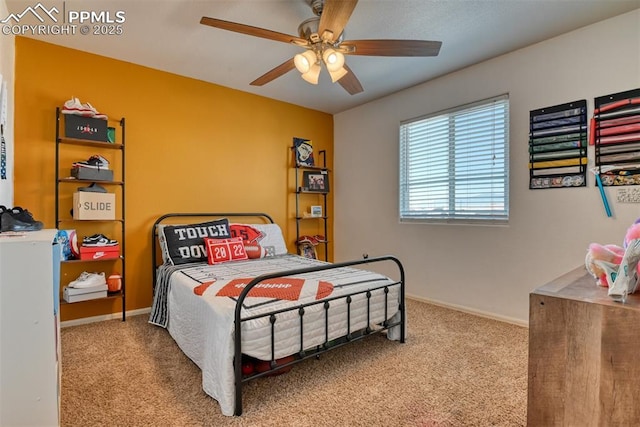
[13, 37, 333, 321]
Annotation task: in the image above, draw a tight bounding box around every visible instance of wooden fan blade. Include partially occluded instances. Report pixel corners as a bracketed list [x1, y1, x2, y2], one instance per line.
[342, 39, 442, 57]
[318, 0, 358, 42]
[250, 58, 296, 86]
[200, 17, 307, 45]
[338, 64, 363, 95]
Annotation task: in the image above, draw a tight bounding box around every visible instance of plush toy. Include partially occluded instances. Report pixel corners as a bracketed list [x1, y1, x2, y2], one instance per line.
[585, 243, 625, 287]
[586, 217, 640, 288]
[624, 218, 640, 248]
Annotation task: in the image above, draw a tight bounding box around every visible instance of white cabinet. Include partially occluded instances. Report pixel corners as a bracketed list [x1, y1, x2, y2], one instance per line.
[0, 229, 60, 426]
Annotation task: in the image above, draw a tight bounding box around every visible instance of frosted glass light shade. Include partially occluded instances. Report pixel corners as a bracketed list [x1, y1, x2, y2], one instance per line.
[322, 49, 345, 72]
[301, 62, 321, 84]
[328, 66, 348, 83]
[294, 50, 317, 74]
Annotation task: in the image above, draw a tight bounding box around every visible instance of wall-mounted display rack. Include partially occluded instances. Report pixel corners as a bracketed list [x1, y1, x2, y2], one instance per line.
[529, 100, 587, 189]
[594, 88, 640, 186]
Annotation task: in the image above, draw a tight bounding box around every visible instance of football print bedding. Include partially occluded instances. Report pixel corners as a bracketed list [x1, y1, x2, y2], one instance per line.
[149, 213, 405, 416]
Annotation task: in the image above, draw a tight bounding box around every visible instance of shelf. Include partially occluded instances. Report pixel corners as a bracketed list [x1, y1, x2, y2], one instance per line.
[57, 218, 124, 223]
[61, 256, 123, 264]
[60, 290, 123, 305]
[55, 107, 126, 321]
[58, 178, 124, 185]
[297, 189, 329, 195]
[57, 137, 123, 149]
[292, 144, 329, 261]
[295, 164, 330, 172]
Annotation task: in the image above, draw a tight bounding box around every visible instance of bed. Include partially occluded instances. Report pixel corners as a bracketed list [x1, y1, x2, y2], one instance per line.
[149, 213, 405, 416]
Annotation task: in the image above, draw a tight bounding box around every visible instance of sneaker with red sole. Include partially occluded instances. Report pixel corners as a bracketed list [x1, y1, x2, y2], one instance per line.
[62, 97, 108, 120]
[297, 235, 319, 245]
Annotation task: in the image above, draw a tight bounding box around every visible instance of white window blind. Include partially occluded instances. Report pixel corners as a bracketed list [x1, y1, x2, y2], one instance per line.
[399, 94, 509, 223]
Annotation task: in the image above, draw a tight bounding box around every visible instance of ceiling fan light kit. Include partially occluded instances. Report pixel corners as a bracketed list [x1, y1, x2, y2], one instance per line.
[200, 0, 442, 95]
[301, 62, 321, 85]
[294, 50, 317, 74]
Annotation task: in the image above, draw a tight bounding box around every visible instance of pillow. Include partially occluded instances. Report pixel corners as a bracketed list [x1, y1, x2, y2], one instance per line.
[158, 218, 231, 265]
[230, 223, 288, 256]
[204, 237, 248, 264]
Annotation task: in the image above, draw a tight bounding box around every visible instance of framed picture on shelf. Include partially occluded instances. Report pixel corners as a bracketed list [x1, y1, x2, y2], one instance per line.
[302, 170, 329, 193]
[310, 205, 322, 217]
[298, 242, 317, 259]
[293, 137, 314, 167]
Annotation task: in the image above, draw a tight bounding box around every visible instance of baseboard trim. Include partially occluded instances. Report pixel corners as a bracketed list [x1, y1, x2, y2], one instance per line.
[60, 307, 151, 328]
[60, 298, 528, 329]
[406, 294, 529, 328]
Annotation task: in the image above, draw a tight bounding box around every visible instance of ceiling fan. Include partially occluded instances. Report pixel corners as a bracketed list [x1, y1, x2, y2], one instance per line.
[200, 0, 442, 95]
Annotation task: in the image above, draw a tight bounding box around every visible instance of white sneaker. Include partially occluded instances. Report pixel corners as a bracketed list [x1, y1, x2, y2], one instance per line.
[68, 272, 106, 288]
[61, 97, 94, 117]
[82, 102, 108, 120]
[61, 97, 108, 120]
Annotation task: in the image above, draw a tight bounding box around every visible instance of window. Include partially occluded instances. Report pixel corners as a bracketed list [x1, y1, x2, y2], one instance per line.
[399, 94, 509, 224]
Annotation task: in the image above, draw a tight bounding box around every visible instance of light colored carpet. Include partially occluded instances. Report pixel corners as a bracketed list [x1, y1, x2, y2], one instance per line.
[60, 299, 528, 426]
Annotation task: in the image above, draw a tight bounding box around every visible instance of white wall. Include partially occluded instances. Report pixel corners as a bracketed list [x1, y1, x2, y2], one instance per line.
[334, 9, 640, 324]
[0, 0, 14, 207]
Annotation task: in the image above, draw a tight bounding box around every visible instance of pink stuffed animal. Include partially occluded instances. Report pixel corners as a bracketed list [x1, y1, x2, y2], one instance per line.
[624, 218, 640, 248]
[585, 243, 625, 287]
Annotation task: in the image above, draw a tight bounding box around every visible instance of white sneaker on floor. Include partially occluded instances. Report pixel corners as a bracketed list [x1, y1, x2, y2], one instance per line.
[69, 272, 106, 288]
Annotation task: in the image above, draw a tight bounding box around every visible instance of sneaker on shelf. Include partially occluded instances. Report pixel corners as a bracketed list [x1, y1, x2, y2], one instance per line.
[72, 154, 110, 170]
[68, 271, 107, 288]
[77, 182, 107, 193]
[297, 235, 319, 245]
[61, 97, 94, 117]
[82, 102, 108, 120]
[0, 206, 44, 232]
[61, 97, 108, 120]
[82, 233, 118, 247]
[313, 235, 327, 243]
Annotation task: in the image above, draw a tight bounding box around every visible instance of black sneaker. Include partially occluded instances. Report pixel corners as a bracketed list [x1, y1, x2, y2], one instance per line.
[77, 182, 107, 193]
[82, 233, 118, 247]
[0, 206, 44, 232]
[72, 155, 110, 170]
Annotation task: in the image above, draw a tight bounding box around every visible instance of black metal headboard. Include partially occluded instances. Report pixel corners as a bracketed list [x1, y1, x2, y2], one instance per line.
[151, 212, 275, 290]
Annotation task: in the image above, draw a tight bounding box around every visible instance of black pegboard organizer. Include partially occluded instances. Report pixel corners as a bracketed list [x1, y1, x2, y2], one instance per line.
[594, 88, 640, 186]
[529, 100, 587, 189]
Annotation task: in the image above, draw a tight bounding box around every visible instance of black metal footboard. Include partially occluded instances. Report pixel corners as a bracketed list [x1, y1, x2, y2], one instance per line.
[233, 256, 405, 416]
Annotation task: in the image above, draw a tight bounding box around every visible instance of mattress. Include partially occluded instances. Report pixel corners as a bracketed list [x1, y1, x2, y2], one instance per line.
[149, 254, 402, 416]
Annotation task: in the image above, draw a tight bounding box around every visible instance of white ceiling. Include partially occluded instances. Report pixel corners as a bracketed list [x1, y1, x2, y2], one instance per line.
[5, 0, 640, 114]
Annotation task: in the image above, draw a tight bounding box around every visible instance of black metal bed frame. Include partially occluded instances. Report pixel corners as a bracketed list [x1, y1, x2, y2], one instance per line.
[151, 213, 405, 416]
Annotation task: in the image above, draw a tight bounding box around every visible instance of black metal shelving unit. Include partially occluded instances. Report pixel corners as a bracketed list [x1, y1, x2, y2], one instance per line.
[293, 148, 329, 261]
[54, 107, 126, 321]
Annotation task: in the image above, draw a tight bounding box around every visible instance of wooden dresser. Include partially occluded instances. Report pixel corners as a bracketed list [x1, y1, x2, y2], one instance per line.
[527, 266, 640, 426]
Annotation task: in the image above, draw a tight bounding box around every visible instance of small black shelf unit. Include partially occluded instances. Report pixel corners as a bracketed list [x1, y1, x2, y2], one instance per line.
[54, 107, 126, 321]
[293, 148, 329, 261]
